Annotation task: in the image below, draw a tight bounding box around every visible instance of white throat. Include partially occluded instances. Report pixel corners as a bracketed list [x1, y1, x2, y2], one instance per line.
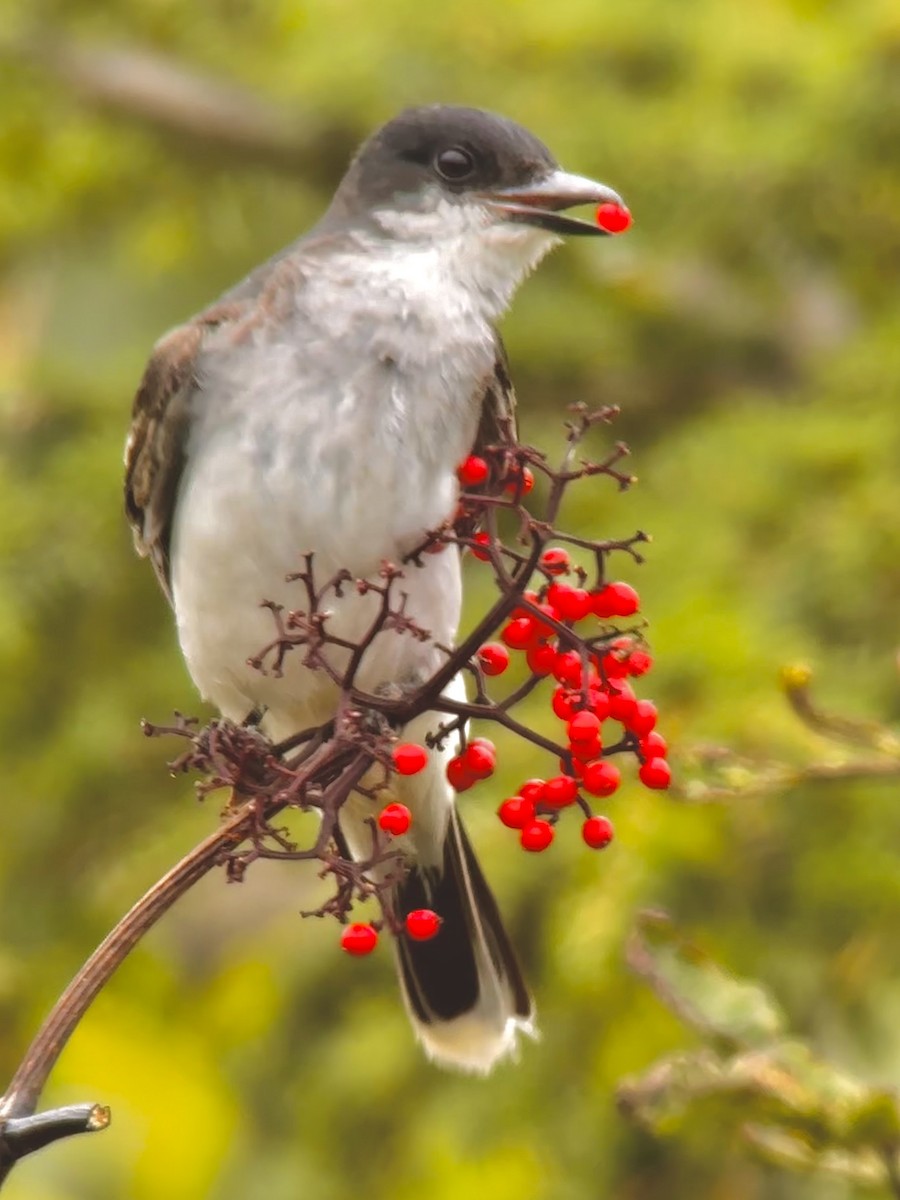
[370, 195, 560, 322]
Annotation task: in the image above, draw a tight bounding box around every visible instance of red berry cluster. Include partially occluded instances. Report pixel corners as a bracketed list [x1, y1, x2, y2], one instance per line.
[462, 543, 670, 854]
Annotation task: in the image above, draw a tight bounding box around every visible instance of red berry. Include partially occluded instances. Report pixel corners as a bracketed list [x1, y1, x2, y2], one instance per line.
[592, 581, 640, 618]
[464, 738, 496, 779]
[639, 757, 671, 789]
[589, 689, 612, 721]
[564, 754, 589, 778]
[405, 909, 442, 941]
[526, 642, 557, 675]
[392, 743, 428, 775]
[498, 796, 536, 829]
[542, 775, 579, 808]
[627, 649, 654, 676]
[505, 465, 535, 495]
[477, 642, 510, 676]
[530, 602, 558, 639]
[447, 756, 476, 792]
[541, 547, 571, 575]
[568, 738, 601, 764]
[600, 651, 631, 680]
[510, 590, 539, 621]
[341, 923, 379, 955]
[609, 692, 638, 725]
[552, 686, 578, 721]
[567, 710, 601, 745]
[639, 730, 668, 759]
[596, 202, 632, 234]
[456, 455, 490, 487]
[519, 779, 546, 804]
[581, 759, 621, 797]
[553, 586, 592, 623]
[502, 616, 537, 649]
[378, 802, 412, 836]
[582, 815, 615, 849]
[472, 531, 492, 561]
[628, 699, 658, 737]
[553, 649, 584, 687]
[520, 820, 554, 852]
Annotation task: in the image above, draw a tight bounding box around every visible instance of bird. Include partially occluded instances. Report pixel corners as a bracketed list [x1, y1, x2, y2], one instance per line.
[125, 104, 624, 1073]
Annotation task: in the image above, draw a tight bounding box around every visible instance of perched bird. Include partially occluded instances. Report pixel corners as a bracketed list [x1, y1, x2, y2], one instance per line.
[125, 105, 623, 1072]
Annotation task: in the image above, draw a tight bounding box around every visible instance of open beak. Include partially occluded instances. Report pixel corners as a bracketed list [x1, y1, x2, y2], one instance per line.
[481, 169, 626, 237]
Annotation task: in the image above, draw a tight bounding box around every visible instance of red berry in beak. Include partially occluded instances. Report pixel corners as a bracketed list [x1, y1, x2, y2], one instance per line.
[596, 202, 632, 234]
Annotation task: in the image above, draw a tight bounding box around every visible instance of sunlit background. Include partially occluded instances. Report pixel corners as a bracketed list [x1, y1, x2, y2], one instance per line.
[2, 0, 900, 1196]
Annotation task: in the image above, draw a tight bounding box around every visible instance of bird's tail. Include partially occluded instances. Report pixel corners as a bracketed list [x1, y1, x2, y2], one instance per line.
[391, 807, 535, 1073]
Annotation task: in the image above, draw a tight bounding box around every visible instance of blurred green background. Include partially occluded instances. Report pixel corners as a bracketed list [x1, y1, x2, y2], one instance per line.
[2, 0, 900, 1196]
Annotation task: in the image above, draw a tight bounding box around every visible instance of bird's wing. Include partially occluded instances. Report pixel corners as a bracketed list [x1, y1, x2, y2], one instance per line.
[124, 299, 245, 601]
[472, 333, 519, 455]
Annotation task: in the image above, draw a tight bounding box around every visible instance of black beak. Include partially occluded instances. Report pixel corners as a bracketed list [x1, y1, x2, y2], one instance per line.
[481, 169, 627, 237]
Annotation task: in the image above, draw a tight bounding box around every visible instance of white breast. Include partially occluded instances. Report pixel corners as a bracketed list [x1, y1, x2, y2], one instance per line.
[169, 242, 497, 732]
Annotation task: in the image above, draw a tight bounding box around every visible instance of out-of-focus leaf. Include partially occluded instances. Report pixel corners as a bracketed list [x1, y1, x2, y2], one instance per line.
[627, 909, 786, 1048]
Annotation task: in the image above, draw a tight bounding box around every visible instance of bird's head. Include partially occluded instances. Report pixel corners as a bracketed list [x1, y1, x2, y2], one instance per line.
[323, 105, 626, 313]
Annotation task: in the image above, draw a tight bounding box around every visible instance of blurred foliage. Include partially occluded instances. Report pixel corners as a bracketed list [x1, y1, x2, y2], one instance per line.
[2, 0, 900, 1196]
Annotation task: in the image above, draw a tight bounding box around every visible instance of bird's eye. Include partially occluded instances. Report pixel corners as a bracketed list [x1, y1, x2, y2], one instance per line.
[434, 146, 476, 182]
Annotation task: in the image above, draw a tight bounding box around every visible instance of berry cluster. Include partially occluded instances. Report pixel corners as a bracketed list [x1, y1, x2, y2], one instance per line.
[340, 531, 669, 953]
[450, 542, 669, 858]
[158, 404, 666, 961]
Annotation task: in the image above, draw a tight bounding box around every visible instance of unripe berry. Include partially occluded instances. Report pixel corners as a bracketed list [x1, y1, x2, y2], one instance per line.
[582, 815, 615, 848]
[639, 757, 672, 790]
[392, 743, 428, 775]
[542, 775, 579, 808]
[456, 455, 490, 487]
[405, 909, 442, 941]
[581, 759, 621, 797]
[498, 796, 536, 829]
[378, 802, 412, 836]
[520, 820, 554, 852]
[341, 924, 378, 955]
[477, 642, 510, 676]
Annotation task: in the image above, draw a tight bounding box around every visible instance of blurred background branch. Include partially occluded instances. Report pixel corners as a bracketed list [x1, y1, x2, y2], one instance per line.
[0, 31, 360, 178]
